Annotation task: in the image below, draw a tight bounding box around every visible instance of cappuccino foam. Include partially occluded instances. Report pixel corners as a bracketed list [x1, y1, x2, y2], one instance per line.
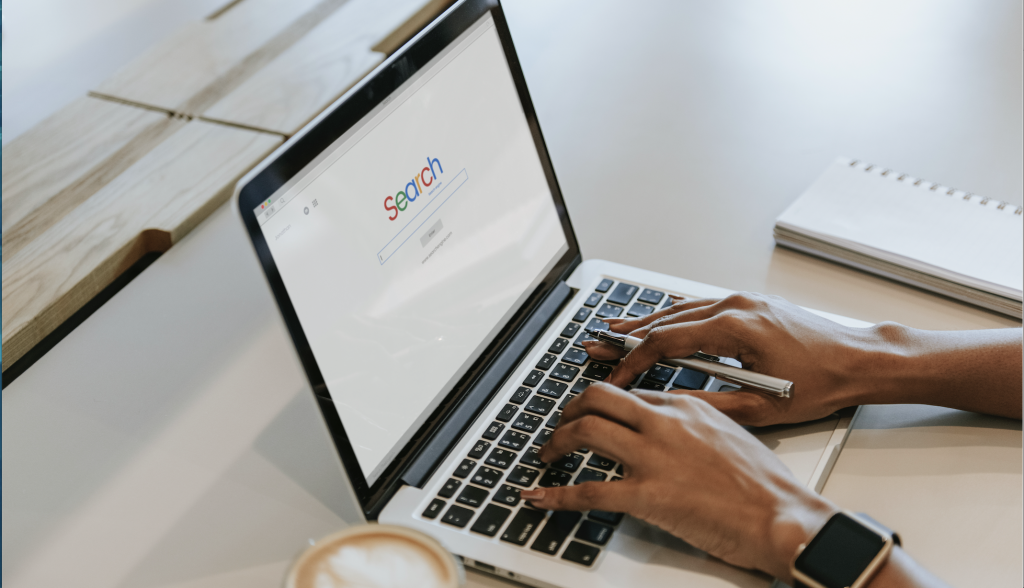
[293, 531, 456, 588]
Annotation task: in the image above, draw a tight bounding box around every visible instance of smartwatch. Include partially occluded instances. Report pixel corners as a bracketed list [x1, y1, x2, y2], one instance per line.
[791, 511, 901, 588]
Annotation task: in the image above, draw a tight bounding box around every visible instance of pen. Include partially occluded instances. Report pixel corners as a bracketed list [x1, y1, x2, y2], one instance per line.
[583, 328, 794, 398]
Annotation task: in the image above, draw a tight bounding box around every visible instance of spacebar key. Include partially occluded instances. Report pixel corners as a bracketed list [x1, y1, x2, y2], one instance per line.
[530, 511, 582, 555]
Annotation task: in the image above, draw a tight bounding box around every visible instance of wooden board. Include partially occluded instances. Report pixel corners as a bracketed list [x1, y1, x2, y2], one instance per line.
[1, 120, 283, 371]
[2, 97, 172, 241]
[93, 0, 452, 136]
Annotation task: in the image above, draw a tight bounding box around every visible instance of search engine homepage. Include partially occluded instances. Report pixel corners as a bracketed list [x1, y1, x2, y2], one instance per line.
[259, 18, 567, 484]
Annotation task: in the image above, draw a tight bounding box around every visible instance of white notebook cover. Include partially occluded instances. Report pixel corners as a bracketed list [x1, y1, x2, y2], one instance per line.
[776, 158, 1023, 302]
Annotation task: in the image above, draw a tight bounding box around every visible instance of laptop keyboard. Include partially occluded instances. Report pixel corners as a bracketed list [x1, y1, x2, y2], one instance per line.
[421, 278, 712, 568]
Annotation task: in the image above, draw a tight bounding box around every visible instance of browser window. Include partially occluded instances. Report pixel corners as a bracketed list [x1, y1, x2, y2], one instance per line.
[257, 14, 568, 484]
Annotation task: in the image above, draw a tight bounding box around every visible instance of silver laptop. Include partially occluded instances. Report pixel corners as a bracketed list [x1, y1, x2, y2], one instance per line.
[235, 2, 856, 586]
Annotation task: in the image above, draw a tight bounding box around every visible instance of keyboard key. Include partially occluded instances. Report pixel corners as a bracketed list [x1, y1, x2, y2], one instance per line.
[539, 469, 573, 487]
[572, 308, 591, 323]
[587, 454, 615, 471]
[588, 510, 624, 526]
[506, 465, 541, 487]
[575, 519, 613, 545]
[548, 338, 569, 354]
[523, 370, 544, 387]
[531, 511, 583, 555]
[546, 411, 561, 428]
[627, 302, 654, 317]
[574, 468, 608, 484]
[584, 293, 602, 308]
[562, 348, 589, 366]
[482, 422, 505, 440]
[471, 504, 512, 537]
[561, 323, 580, 338]
[662, 297, 674, 309]
[438, 478, 461, 498]
[581, 362, 613, 381]
[595, 278, 614, 293]
[457, 485, 490, 508]
[645, 365, 676, 384]
[559, 394, 577, 410]
[471, 466, 504, 488]
[585, 317, 610, 332]
[423, 498, 446, 519]
[637, 288, 665, 305]
[551, 363, 580, 382]
[441, 504, 475, 528]
[499, 430, 530, 451]
[496, 404, 518, 423]
[638, 381, 665, 391]
[468, 440, 490, 459]
[512, 413, 544, 433]
[501, 508, 546, 545]
[573, 331, 596, 349]
[485, 448, 517, 469]
[615, 464, 624, 476]
[673, 368, 709, 390]
[493, 484, 523, 506]
[561, 541, 601, 566]
[510, 387, 531, 404]
[595, 303, 623, 319]
[519, 446, 545, 467]
[533, 429, 553, 446]
[536, 353, 557, 370]
[550, 453, 584, 473]
[454, 458, 477, 479]
[607, 283, 639, 306]
[525, 395, 556, 415]
[537, 379, 568, 399]
[571, 379, 594, 394]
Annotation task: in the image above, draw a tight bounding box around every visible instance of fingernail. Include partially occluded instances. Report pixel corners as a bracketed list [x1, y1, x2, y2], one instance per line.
[603, 317, 625, 324]
[521, 489, 545, 500]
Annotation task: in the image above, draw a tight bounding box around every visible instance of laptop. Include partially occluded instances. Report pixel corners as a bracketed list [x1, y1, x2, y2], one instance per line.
[235, 1, 858, 585]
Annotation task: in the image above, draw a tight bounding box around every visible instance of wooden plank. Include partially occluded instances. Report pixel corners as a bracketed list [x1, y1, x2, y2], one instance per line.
[1, 97, 171, 239]
[1, 121, 283, 371]
[202, 0, 433, 136]
[92, 0, 326, 113]
[93, 0, 451, 136]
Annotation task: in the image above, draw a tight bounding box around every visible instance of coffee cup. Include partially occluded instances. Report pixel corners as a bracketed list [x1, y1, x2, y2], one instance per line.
[285, 524, 464, 588]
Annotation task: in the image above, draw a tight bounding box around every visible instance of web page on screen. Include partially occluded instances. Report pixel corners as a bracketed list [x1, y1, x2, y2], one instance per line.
[257, 15, 568, 484]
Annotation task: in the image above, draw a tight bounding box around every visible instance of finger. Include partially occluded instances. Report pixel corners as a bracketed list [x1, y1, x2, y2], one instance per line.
[558, 382, 653, 431]
[676, 389, 780, 426]
[604, 297, 720, 334]
[581, 339, 626, 361]
[520, 478, 636, 512]
[538, 414, 645, 465]
[607, 318, 745, 387]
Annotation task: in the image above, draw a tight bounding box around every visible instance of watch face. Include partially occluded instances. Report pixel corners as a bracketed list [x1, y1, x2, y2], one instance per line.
[796, 513, 887, 588]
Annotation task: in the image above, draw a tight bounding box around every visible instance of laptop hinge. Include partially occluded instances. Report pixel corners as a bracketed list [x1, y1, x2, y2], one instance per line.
[399, 280, 573, 489]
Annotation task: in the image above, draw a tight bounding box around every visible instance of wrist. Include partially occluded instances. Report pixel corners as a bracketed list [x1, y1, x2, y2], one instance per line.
[837, 321, 922, 407]
[764, 486, 838, 582]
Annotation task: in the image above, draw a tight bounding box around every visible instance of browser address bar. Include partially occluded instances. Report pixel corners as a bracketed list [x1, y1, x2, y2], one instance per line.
[377, 168, 468, 265]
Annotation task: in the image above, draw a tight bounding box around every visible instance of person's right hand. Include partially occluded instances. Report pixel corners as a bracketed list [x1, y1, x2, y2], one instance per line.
[583, 292, 884, 426]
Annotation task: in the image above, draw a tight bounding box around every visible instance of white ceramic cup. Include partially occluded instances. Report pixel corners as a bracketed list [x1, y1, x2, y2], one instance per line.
[284, 524, 465, 588]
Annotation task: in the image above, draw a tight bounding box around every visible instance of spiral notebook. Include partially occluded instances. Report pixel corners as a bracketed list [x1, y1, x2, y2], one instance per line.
[775, 158, 1023, 318]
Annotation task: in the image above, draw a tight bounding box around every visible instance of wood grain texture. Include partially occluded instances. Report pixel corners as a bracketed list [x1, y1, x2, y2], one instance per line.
[1, 121, 283, 371]
[202, 0, 434, 135]
[93, 0, 325, 113]
[1, 97, 170, 238]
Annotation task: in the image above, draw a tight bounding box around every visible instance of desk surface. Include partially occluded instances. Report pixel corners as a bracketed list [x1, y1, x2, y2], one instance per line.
[3, 1, 1021, 587]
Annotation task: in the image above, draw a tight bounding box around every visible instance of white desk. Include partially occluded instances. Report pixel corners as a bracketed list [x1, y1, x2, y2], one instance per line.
[4, 1, 1021, 587]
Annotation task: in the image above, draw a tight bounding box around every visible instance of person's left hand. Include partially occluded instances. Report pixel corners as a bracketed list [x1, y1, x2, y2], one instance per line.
[519, 383, 836, 583]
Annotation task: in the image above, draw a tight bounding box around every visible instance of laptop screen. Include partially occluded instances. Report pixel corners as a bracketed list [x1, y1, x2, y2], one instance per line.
[252, 13, 568, 485]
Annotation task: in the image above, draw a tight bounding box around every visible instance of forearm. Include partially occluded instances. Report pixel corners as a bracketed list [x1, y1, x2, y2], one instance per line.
[845, 324, 1022, 419]
[866, 546, 950, 588]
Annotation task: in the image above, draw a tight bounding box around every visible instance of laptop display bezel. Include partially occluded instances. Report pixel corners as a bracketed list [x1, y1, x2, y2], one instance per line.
[236, 0, 580, 515]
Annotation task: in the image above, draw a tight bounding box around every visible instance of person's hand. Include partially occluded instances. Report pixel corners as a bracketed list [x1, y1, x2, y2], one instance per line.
[519, 383, 837, 582]
[584, 292, 882, 426]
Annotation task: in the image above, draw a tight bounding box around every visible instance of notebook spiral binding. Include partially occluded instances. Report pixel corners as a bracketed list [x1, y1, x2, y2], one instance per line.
[848, 159, 1023, 216]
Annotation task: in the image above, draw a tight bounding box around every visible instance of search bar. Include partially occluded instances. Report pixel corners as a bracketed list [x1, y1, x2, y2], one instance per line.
[377, 168, 468, 265]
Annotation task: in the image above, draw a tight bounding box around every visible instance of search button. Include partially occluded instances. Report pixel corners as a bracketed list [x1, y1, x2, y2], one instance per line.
[420, 219, 444, 247]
